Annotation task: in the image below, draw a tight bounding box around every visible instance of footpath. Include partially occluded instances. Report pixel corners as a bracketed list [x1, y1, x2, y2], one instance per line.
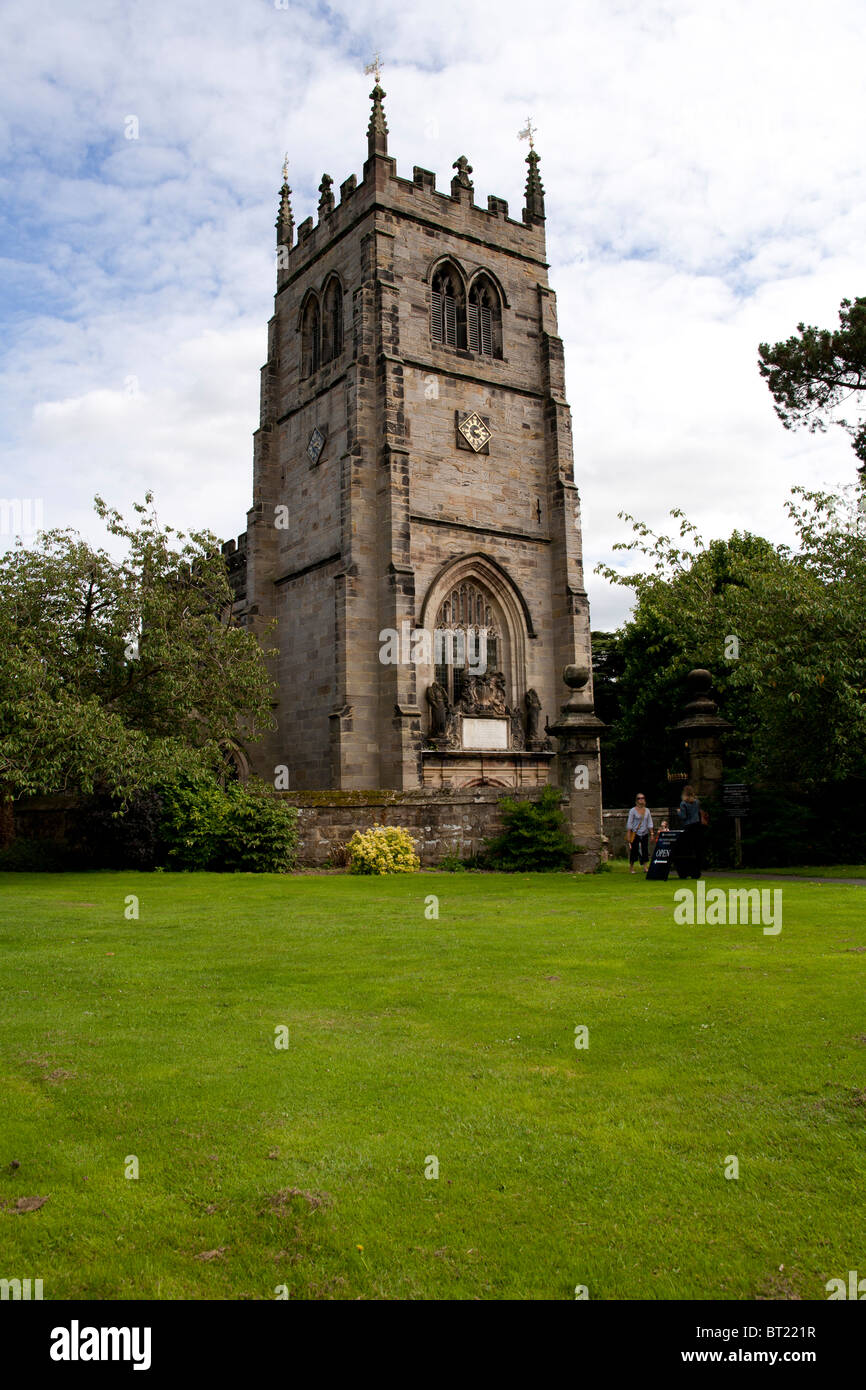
[705, 871, 866, 887]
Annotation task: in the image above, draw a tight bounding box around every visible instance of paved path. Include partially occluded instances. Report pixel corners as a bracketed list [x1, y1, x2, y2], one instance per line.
[704, 872, 866, 887]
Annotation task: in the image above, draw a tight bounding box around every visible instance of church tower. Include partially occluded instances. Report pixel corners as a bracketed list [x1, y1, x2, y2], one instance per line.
[224, 76, 604, 861]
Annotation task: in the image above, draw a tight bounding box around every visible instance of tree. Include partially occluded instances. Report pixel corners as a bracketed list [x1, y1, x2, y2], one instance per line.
[595, 489, 866, 792]
[758, 295, 866, 473]
[0, 495, 276, 813]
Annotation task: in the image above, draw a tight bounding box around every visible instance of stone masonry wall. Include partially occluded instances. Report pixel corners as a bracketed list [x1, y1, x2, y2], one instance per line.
[278, 788, 555, 866]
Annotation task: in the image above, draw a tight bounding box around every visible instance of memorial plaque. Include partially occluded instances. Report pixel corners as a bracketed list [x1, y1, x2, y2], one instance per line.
[722, 783, 750, 818]
[646, 829, 682, 881]
[462, 717, 508, 750]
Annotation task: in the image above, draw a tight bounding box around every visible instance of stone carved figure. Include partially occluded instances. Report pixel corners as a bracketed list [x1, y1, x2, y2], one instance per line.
[426, 682, 450, 738]
[509, 705, 526, 750]
[525, 688, 542, 744]
[444, 706, 461, 748]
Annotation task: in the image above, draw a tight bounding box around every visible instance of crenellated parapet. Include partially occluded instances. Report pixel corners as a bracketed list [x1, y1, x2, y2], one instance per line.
[275, 87, 548, 295]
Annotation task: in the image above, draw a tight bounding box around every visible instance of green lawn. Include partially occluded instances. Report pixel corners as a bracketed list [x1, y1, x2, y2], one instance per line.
[1, 867, 864, 1301]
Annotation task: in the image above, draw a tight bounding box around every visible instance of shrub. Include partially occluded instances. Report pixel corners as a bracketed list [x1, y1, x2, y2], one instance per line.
[159, 775, 231, 870]
[348, 826, 420, 875]
[159, 774, 299, 872]
[484, 786, 576, 872]
[438, 849, 467, 872]
[220, 784, 299, 873]
[77, 791, 164, 870]
[0, 837, 74, 872]
[738, 781, 866, 868]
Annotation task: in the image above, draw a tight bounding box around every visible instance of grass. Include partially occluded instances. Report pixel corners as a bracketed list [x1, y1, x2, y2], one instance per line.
[611, 859, 866, 879]
[1, 866, 864, 1301]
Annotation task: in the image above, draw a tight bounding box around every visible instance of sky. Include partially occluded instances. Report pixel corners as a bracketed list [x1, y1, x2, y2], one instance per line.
[1, 0, 864, 629]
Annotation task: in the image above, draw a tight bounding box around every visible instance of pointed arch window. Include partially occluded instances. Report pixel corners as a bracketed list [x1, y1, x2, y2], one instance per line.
[431, 265, 466, 349]
[321, 278, 343, 365]
[468, 275, 502, 358]
[434, 580, 502, 705]
[301, 296, 320, 379]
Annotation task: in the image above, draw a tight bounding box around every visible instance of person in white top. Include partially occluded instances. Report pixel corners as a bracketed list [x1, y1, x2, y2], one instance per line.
[626, 794, 654, 874]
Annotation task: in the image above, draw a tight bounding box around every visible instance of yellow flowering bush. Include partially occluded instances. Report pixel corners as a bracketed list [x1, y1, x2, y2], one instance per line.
[347, 826, 420, 875]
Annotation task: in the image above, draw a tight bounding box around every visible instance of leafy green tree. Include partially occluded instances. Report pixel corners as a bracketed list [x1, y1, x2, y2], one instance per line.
[589, 630, 624, 729]
[595, 489, 866, 792]
[0, 495, 275, 815]
[758, 295, 866, 472]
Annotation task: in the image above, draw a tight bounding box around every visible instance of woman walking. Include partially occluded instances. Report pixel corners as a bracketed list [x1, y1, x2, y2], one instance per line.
[626, 794, 653, 873]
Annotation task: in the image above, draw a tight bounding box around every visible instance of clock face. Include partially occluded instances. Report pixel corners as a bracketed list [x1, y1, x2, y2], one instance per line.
[306, 427, 326, 465]
[458, 411, 492, 452]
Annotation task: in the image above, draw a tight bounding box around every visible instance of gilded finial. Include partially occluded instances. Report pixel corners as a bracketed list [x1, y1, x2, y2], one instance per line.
[518, 117, 537, 151]
[364, 51, 383, 84]
[281, 152, 289, 184]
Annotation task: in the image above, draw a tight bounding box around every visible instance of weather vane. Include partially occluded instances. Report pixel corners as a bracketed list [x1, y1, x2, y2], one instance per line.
[518, 117, 537, 150]
[281, 152, 289, 184]
[364, 52, 383, 83]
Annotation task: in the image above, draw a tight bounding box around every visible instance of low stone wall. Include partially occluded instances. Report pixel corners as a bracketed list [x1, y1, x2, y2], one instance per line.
[603, 807, 670, 858]
[10, 789, 616, 871]
[277, 788, 554, 866]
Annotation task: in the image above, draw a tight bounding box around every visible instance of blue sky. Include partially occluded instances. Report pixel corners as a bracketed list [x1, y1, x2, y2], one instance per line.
[1, 0, 864, 627]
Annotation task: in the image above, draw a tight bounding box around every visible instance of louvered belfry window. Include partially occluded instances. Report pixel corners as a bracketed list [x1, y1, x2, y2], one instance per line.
[431, 267, 463, 348]
[301, 296, 320, 379]
[434, 581, 501, 706]
[320, 278, 342, 365]
[467, 302, 492, 354]
[310, 303, 320, 373]
[331, 287, 342, 357]
[468, 278, 499, 357]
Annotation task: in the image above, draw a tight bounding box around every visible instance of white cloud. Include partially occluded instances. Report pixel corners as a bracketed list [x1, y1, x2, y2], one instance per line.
[0, 0, 863, 630]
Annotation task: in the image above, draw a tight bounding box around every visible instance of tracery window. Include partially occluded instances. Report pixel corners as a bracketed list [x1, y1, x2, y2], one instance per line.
[433, 580, 501, 705]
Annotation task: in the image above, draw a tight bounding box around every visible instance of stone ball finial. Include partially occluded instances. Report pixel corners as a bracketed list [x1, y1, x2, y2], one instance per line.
[687, 668, 712, 694]
[682, 668, 719, 719]
[563, 664, 590, 692]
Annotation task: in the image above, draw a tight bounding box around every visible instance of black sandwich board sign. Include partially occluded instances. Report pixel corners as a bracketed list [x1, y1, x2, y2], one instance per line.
[646, 829, 682, 881]
[722, 784, 750, 818]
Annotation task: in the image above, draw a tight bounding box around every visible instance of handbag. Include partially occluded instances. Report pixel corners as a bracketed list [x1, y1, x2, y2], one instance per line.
[628, 809, 646, 844]
[700, 810, 710, 827]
